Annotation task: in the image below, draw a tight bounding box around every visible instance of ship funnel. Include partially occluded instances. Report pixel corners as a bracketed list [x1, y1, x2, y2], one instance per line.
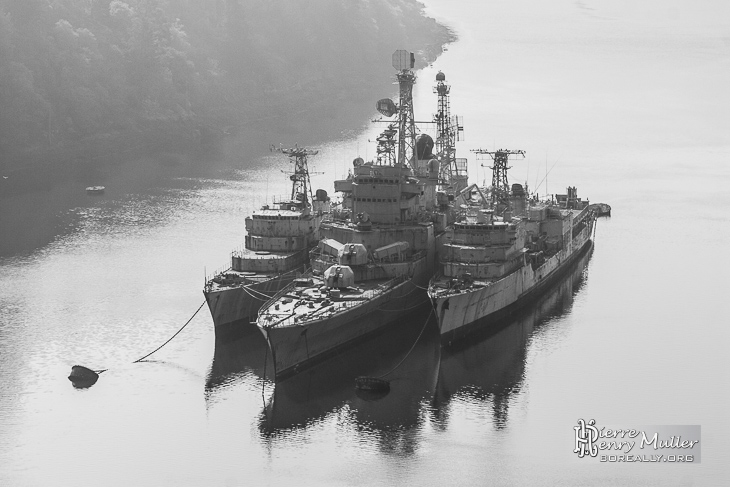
[477, 209, 493, 224]
[510, 183, 526, 217]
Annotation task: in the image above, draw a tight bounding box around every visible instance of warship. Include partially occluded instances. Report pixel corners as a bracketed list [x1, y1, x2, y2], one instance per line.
[204, 147, 330, 339]
[428, 149, 597, 343]
[256, 50, 464, 380]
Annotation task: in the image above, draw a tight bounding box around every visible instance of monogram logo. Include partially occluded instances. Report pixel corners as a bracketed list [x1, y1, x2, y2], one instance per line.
[574, 419, 599, 458]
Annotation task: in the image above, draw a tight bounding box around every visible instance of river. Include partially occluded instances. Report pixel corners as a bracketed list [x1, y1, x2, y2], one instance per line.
[1, 1, 728, 485]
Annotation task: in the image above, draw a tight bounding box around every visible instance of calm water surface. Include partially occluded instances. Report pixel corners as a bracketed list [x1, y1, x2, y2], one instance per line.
[2, 1, 729, 485]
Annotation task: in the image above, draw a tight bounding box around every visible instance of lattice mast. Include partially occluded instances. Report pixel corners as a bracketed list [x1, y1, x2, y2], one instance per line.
[472, 149, 525, 207]
[433, 71, 464, 188]
[375, 124, 398, 166]
[272, 145, 318, 207]
[392, 50, 417, 170]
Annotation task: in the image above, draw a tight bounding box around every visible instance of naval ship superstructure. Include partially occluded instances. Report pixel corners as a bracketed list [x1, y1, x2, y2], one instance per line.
[256, 50, 445, 380]
[204, 147, 330, 339]
[428, 149, 596, 343]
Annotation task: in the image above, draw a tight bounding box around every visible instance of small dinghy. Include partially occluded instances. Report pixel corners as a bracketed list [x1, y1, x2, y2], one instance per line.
[590, 202, 611, 216]
[355, 376, 390, 392]
[85, 186, 105, 195]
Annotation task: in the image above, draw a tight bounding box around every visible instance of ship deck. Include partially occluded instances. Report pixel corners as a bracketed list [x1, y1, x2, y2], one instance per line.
[206, 269, 278, 292]
[428, 276, 491, 299]
[259, 276, 404, 329]
[321, 219, 432, 231]
[232, 248, 302, 259]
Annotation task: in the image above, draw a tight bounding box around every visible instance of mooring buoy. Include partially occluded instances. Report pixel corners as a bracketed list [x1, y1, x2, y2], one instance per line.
[68, 365, 100, 388]
[67, 300, 207, 388]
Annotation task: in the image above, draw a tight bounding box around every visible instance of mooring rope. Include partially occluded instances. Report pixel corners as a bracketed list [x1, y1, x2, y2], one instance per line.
[375, 280, 426, 311]
[375, 305, 434, 379]
[242, 285, 276, 301]
[261, 334, 269, 403]
[132, 300, 206, 364]
[377, 299, 429, 312]
[399, 280, 424, 297]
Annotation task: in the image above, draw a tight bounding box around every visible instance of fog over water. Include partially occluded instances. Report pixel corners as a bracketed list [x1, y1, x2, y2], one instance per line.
[1, 0, 729, 486]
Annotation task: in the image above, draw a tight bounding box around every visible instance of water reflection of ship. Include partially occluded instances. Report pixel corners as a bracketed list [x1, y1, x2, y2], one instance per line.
[204, 327, 271, 401]
[432, 244, 593, 429]
[258, 307, 440, 454]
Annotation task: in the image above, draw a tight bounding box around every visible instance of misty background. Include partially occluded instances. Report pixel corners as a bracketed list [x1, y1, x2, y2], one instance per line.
[0, 0, 452, 195]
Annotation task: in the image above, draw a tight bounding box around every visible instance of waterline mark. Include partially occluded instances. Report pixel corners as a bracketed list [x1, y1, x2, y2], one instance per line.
[574, 420, 701, 463]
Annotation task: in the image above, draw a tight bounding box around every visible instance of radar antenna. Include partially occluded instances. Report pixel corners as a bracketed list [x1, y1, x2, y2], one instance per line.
[471, 148, 525, 207]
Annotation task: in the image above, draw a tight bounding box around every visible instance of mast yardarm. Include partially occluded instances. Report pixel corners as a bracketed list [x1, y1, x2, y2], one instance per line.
[272, 145, 318, 207]
[472, 148, 525, 207]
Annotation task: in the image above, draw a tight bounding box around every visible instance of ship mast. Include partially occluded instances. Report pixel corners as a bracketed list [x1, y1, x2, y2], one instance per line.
[472, 148, 525, 208]
[375, 124, 398, 166]
[392, 50, 417, 170]
[433, 71, 464, 191]
[272, 145, 318, 207]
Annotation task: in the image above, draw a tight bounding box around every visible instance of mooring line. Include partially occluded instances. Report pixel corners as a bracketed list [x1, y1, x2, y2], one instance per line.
[132, 300, 206, 364]
[71, 300, 208, 385]
[377, 299, 428, 312]
[376, 305, 434, 380]
[242, 285, 276, 301]
[261, 335, 269, 404]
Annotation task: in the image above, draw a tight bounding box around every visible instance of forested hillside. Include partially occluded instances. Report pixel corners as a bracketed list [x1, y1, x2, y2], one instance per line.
[0, 0, 452, 188]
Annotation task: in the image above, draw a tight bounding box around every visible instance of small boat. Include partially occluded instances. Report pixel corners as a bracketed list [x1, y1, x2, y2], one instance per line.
[592, 202, 612, 216]
[355, 376, 390, 392]
[85, 186, 105, 195]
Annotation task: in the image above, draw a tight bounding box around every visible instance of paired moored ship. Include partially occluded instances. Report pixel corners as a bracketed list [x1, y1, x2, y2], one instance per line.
[257, 161, 437, 379]
[256, 50, 445, 379]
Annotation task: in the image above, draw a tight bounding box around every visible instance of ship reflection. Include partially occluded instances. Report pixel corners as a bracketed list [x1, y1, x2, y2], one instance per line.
[205, 247, 594, 448]
[204, 325, 271, 404]
[257, 306, 440, 456]
[431, 246, 593, 430]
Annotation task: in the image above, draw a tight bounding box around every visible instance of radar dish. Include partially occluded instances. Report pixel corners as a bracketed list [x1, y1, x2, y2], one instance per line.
[392, 49, 415, 71]
[376, 98, 397, 117]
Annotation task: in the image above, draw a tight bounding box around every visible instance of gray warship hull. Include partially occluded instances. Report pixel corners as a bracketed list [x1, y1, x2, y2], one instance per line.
[432, 216, 595, 344]
[204, 268, 302, 339]
[260, 256, 431, 380]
